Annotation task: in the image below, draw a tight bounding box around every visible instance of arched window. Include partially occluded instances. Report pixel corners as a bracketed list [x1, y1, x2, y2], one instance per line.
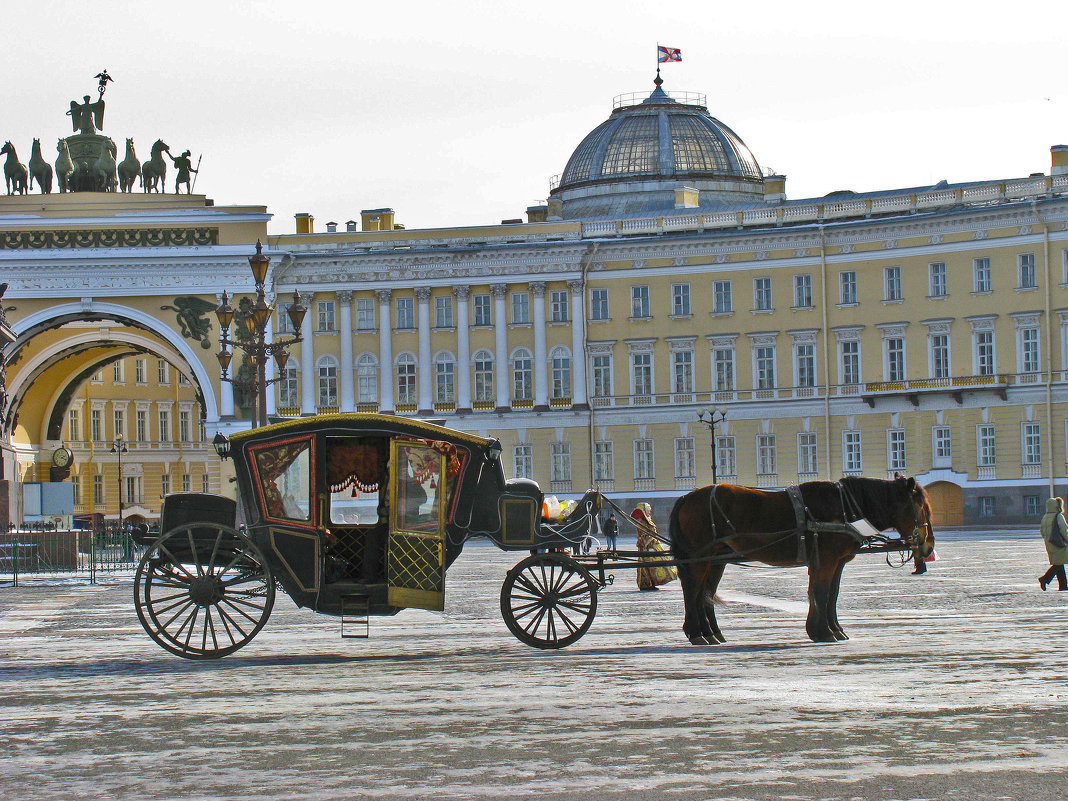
[356, 353, 378, 403]
[317, 355, 338, 408]
[434, 351, 456, 404]
[473, 349, 494, 402]
[395, 352, 416, 405]
[277, 359, 300, 408]
[550, 346, 572, 399]
[512, 348, 533, 401]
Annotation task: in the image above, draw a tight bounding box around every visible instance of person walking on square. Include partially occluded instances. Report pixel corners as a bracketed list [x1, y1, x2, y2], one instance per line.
[1039, 496, 1068, 591]
[603, 513, 618, 551]
[632, 503, 677, 591]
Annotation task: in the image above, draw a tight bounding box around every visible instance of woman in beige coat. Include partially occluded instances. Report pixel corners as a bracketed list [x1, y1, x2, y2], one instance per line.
[1039, 497, 1068, 591]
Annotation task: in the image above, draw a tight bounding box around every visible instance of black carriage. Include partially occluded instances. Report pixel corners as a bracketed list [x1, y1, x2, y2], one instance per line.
[133, 413, 605, 659]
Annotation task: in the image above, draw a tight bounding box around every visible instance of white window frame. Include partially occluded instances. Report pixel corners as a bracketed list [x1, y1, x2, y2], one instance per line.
[634, 439, 655, 480]
[884, 266, 902, 301]
[887, 428, 906, 471]
[1018, 253, 1036, 289]
[793, 274, 813, 309]
[929, 262, 947, 298]
[798, 432, 818, 475]
[671, 283, 691, 316]
[839, 271, 857, 305]
[590, 288, 610, 321]
[631, 285, 650, 319]
[1023, 422, 1041, 465]
[713, 280, 732, 314]
[754, 277, 772, 311]
[973, 258, 992, 293]
[843, 430, 862, 473]
[316, 300, 336, 332]
[977, 425, 996, 467]
[756, 434, 776, 476]
[674, 437, 696, 479]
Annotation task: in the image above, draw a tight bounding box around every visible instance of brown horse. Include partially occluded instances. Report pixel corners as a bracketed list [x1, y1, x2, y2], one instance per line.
[669, 475, 934, 645]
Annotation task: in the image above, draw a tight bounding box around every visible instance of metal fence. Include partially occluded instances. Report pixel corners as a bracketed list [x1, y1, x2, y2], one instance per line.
[0, 530, 144, 586]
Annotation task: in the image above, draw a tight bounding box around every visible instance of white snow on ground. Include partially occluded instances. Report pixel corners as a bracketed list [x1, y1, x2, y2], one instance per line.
[1, 529, 1067, 800]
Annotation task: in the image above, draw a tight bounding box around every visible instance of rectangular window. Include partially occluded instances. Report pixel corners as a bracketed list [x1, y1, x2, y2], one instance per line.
[179, 411, 190, 443]
[886, 337, 905, 382]
[93, 475, 103, 505]
[754, 277, 772, 311]
[277, 301, 293, 333]
[632, 353, 653, 396]
[793, 274, 812, 308]
[355, 298, 375, 330]
[434, 296, 453, 328]
[318, 363, 339, 407]
[930, 334, 950, 379]
[512, 353, 533, 401]
[714, 348, 735, 391]
[757, 434, 776, 475]
[396, 297, 415, 329]
[550, 290, 568, 322]
[976, 330, 995, 376]
[511, 292, 530, 324]
[113, 361, 124, 383]
[795, 343, 815, 387]
[717, 436, 736, 477]
[933, 426, 951, 461]
[278, 367, 299, 408]
[929, 262, 947, 298]
[1018, 253, 1036, 289]
[551, 353, 571, 399]
[473, 353, 493, 402]
[158, 409, 170, 442]
[839, 271, 857, 305]
[713, 280, 733, 314]
[550, 442, 571, 482]
[178, 373, 189, 386]
[161, 473, 170, 497]
[634, 439, 655, 480]
[974, 258, 991, 293]
[317, 300, 335, 332]
[71, 475, 80, 506]
[202, 474, 210, 494]
[126, 476, 139, 506]
[843, 430, 862, 472]
[396, 359, 416, 404]
[136, 410, 147, 442]
[157, 359, 169, 384]
[181, 474, 191, 493]
[888, 429, 906, 471]
[435, 360, 455, 403]
[798, 432, 818, 475]
[978, 496, 996, 517]
[590, 288, 609, 321]
[1023, 422, 1041, 465]
[472, 294, 492, 326]
[91, 409, 102, 442]
[592, 354, 612, 397]
[674, 437, 696, 479]
[977, 425, 996, 466]
[513, 444, 533, 480]
[68, 410, 79, 441]
[672, 283, 691, 316]
[594, 441, 614, 481]
[884, 266, 902, 301]
[672, 350, 694, 393]
[1021, 327, 1040, 373]
[113, 409, 124, 440]
[755, 346, 775, 389]
[135, 359, 146, 384]
[1025, 495, 1042, 516]
[631, 285, 650, 318]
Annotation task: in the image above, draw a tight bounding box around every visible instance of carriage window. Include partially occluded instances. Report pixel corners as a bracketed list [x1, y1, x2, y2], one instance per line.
[395, 443, 443, 533]
[252, 438, 312, 522]
[326, 437, 389, 525]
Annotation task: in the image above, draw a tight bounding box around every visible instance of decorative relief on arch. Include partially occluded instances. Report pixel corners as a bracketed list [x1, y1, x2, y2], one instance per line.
[0, 227, 218, 249]
[159, 296, 217, 349]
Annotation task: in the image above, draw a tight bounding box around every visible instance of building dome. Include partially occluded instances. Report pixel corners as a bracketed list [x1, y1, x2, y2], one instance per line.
[550, 78, 766, 220]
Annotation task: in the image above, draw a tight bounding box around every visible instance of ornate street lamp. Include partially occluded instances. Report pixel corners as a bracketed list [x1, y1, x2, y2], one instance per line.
[110, 434, 128, 528]
[697, 407, 728, 483]
[216, 241, 307, 428]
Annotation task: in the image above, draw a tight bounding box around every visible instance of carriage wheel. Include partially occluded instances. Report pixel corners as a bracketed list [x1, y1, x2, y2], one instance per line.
[500, 553, 598, 649]
[134, 523, 275, 660]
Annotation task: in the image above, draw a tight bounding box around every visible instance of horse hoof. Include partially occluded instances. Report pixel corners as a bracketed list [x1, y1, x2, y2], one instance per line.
[833, 630, 849, 641]
[689, 636, 712, 645]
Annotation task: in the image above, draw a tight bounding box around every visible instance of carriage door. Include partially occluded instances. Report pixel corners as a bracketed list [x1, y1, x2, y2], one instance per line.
[387, 440, 447, 611]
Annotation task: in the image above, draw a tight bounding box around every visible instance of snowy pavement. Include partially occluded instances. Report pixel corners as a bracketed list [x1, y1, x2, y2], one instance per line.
[1, 529, 1066, 801]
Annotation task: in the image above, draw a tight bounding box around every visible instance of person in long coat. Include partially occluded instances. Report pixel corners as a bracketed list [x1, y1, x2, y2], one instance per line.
[632, 503, 677, 591]
[1039, 496, 1068, 591]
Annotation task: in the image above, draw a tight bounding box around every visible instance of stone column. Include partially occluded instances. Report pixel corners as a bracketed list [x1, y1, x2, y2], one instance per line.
[216, 292, 235, 419]
[416, 286, 433, 414]
[454, 285, 472, 414]
[530, 281, 549, 410]
[376, 289, 394, 413]
[263, 316, 277, 416]
[336, 290, 355, 412]
[299, 292, 316, 414]
[491, 284, 510, 411]
[569, 279, 588, 409]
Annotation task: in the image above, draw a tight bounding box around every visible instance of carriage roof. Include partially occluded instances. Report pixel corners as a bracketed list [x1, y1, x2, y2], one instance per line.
[227, 413, 495, 451]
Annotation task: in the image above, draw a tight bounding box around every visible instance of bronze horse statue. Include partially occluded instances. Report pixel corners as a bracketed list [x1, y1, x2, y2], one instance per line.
[94, 140, 118, 192]
[28, 139, 53, 194]
[118, 138, 141, 193]
[669, 474, 934, 645]
[1, 141, 28, 195]
[142, 139, 169, 193]
[55, 139, 75, 193]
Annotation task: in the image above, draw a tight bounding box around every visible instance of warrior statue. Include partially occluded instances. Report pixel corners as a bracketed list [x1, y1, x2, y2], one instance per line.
[67, 94, 105, 135]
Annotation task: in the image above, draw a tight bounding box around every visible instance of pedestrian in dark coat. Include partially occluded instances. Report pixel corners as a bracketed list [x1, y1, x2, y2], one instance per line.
[1039, 497, 1068, 591]
[603, 513, 618, 551]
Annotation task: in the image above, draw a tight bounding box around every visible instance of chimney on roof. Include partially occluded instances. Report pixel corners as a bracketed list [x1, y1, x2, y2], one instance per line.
[326, 221, 338, 233]
[674, 186, 700, 209]
[1052, 145, 1068, 177]
[295, 212, 314, 234]
[526, 205, 548, 223]
[362, 208, 396, 231]
[346, 220, 358, 232]
[763, 174, 787, 204]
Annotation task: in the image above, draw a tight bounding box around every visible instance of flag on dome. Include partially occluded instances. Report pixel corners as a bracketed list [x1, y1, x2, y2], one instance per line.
[658, 46, 682, 63]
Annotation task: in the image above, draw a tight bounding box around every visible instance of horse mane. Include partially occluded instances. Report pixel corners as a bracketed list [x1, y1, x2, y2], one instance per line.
[838, 475, 900, 530]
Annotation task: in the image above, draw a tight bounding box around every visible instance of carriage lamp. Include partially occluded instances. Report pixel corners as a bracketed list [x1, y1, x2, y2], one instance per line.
[212, 432, 231, 460]
[697, 407, 728, 483]
[486, 439, 502, 462]
[215, 241, 305, 429]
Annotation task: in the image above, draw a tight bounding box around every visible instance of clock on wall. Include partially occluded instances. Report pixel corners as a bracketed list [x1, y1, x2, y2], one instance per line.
[51, 447, 74, 468]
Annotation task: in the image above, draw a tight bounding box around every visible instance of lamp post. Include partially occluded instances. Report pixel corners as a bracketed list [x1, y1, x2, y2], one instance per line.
[216, 241, 307, 428]
[697, 407, 727, 483]
[110, 434, 128, 555]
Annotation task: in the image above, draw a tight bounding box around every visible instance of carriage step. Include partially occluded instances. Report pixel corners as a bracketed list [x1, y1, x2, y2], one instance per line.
[341, 594, 370, 639]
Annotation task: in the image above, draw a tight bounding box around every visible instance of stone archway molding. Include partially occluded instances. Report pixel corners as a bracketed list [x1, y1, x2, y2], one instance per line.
[11, 301, 220, 422]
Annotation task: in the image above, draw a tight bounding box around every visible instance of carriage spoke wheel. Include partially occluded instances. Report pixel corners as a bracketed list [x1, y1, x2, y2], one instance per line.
[134, 523, 275, 660]
[500, 553, 598, 649]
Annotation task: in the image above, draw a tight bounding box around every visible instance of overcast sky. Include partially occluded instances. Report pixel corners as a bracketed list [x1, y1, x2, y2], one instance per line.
[4, 1, 1064, 233]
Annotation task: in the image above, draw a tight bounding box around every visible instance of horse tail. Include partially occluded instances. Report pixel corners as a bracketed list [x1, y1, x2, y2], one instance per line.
[668, 493, 689, 559]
